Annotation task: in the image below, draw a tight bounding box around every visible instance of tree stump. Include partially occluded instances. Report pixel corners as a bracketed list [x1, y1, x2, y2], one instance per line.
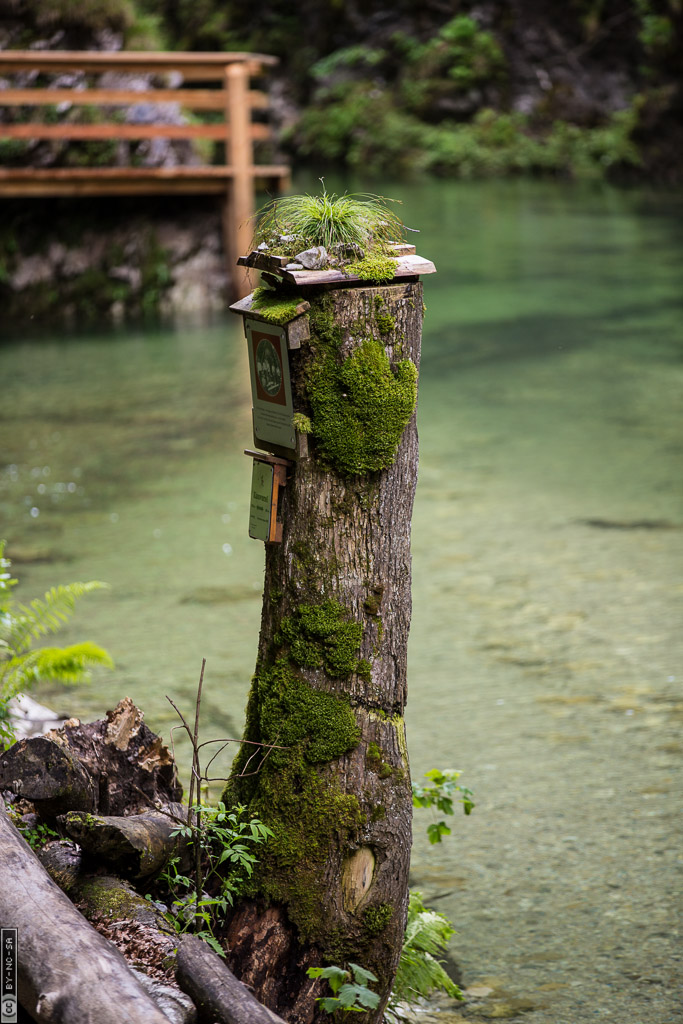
[225, 280, 424, 1023]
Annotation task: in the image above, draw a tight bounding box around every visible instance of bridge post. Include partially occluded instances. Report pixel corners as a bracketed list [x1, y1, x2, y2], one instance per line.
[224, 62, 254, 299]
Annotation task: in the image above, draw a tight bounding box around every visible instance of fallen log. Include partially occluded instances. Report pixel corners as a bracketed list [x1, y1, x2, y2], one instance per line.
[60, 809, 182, 878]
[37, 838, 83, 892]
[37, 844, 194, 1020]
[0, 698, 182, 819]
[0, 800, 177, 1024]
[50, 696, 182, 814]
[0, 735, 97, 816]
[37, 842, 170, 928]
[176, 934, 287, 1024]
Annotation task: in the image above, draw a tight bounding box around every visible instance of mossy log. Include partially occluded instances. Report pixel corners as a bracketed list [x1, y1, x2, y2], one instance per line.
[37, 841, 172, 928]
[0, 800, 174, 1024]
[225, 281, 422, 1023]
[0, 734, 97, 816]
[176, 935, 286, 1024]
[59, 809, 182, 879]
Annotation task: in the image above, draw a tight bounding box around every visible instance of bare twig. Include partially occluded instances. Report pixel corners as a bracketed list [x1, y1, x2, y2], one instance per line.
[188, 658, 205, 820]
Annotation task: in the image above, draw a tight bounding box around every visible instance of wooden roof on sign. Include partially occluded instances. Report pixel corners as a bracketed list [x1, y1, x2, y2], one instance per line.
[236, 243, 436, 286]
[229, 292, 310, 323]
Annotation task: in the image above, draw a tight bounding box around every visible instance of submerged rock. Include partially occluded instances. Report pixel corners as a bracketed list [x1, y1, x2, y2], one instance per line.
[7, 694, 70, 740]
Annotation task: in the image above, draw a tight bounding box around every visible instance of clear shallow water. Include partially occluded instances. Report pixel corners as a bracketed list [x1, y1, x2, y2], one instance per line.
[2, 180, 682, 1022]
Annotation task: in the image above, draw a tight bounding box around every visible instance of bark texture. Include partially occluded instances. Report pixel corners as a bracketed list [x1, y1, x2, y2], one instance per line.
[0, 735, 97, 816]
[224, 281, 423, 1023]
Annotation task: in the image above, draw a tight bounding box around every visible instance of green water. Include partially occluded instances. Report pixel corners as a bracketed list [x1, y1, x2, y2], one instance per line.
[2, 180, 682, 1022]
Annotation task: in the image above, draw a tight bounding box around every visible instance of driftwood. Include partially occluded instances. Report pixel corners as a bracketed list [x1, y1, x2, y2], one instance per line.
[60, 809, 182, 878]
[0, 735, 97, 815]
[37, 843, 194, 1020]
[0, 801, 176, 1024]
[176, 935, 286, 1024]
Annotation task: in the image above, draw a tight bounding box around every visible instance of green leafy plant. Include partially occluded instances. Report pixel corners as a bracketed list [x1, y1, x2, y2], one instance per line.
[306, 963, 380, 1015]
[253, 186, 405, 256]
[0, 541, 113, 748]
[412, 768, 474, 844]
[6, 805, 59, 850]
[388, 890, 462, 1014]
[159, 801, 272, 956]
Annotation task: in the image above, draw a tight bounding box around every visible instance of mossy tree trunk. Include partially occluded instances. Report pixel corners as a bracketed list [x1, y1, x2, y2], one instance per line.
[224, 280, 424, 1024]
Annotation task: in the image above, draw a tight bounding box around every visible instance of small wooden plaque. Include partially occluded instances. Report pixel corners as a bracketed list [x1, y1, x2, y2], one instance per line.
[246, 450, 291, 543]
[245, 319, 296, 453]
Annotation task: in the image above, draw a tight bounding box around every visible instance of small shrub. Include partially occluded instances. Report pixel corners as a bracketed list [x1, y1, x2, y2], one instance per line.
[158, 802, 272, 955]
[306, 962, 380, 1015]
[412, 768, 474, 845]
[253, 187, 405, 254]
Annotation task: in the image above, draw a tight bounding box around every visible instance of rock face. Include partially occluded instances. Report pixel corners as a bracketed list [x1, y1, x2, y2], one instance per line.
[0, 23, 232, 329]
[1, 205, 229, 328]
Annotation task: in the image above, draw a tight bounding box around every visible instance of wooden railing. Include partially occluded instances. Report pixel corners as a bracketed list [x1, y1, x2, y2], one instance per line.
[0, 51, 291, 296]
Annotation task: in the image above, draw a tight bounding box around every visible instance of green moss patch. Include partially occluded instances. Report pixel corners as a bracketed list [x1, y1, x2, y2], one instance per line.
[306, 300, 418, 476]
[366, 741, 394, 779]
[249, 763, 363, 943]
[363, 583, 384, 617]
[277, 600, 367, 680]
[250, 286, 305, 324]
[225, 654, 362, 943]
[347, 251, 397, 282]
[363, 902, 393, 936]
[293, 412, 312, 434]
[223, 594, 382, 945]
[258, 656, 361, 764]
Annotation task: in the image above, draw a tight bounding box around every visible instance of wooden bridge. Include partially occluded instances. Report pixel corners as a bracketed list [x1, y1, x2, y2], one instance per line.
[0, 50, 291, 296]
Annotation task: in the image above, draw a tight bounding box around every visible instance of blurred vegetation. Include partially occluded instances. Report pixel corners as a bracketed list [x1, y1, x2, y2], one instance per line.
[0, 0, 681, 180]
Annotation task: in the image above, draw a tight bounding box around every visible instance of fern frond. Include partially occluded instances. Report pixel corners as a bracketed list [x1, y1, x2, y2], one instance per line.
[0, 715, 15, 747]
[403, 908, 455, 958]
[0, 652, 39, 703]
[390, 891, 462, 1005]
[8, 582, 109, 654]
[0, 642, 113, 723]
[393, 949, 459, 1003]
[33, 643, 114, 684]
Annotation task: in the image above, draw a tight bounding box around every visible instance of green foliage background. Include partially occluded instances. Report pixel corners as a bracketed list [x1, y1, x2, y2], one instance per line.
[1, 0, 681, 179]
